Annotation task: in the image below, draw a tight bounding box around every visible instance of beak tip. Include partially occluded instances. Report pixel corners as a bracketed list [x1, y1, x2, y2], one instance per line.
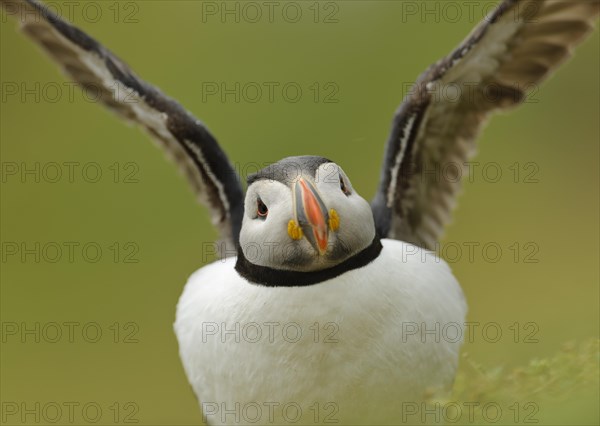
[314, 230, 329, 255]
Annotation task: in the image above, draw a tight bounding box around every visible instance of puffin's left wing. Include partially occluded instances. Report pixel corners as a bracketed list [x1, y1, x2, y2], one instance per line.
[1, 0, 244, 252]
[371, 0, 599, 249]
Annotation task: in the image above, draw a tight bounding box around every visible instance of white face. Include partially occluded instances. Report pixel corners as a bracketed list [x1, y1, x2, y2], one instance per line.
[239, 162, 376, 272]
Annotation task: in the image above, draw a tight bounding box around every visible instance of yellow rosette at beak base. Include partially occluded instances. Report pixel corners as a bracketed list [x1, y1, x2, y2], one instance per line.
[287, 220, 304, 240]
[328, 209, 340, 232]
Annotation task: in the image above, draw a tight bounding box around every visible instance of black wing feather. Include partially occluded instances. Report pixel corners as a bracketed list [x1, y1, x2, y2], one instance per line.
[373, 0, 599, 249]
[2, 0, 244, 252]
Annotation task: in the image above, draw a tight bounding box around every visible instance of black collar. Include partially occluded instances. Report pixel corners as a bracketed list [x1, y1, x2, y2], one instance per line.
[235, 237, 383, 287]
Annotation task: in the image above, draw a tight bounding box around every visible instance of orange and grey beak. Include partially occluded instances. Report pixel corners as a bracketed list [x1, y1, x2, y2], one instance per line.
[291, 178, 330, 255]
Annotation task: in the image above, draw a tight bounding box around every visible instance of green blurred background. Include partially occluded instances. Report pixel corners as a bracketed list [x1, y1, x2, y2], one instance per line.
[1, 1, 598, 424]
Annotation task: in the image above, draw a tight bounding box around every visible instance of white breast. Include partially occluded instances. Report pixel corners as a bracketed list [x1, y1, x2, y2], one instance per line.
[174, 239, 467, 425]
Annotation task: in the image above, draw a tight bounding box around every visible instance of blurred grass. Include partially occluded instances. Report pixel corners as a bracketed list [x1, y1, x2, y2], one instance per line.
[444, 338, 600, 425]
[1, 0, 599, 424]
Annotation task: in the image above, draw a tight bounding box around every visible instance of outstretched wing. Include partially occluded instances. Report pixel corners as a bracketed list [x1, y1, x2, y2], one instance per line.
[371, 0, 599, 249]
[1, 0, 244, 252]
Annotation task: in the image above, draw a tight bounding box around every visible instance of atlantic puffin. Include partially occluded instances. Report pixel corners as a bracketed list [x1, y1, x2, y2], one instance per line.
[3, 0, 598, 424]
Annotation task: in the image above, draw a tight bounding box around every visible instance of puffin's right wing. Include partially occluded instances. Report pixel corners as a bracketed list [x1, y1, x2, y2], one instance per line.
[371, 0, 599, 249]
[1, 0, 244, 252]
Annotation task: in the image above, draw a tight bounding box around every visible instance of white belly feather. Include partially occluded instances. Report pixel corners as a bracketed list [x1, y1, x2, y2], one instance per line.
[174, 239, 467, 425]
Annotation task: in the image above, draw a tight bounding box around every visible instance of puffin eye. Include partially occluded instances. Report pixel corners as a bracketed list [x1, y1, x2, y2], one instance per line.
[339, 174, 351, 196]
[256, 197, 268, 218]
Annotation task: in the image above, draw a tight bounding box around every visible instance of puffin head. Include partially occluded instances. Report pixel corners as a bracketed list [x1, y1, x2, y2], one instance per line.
[236, 156, 378, 283]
